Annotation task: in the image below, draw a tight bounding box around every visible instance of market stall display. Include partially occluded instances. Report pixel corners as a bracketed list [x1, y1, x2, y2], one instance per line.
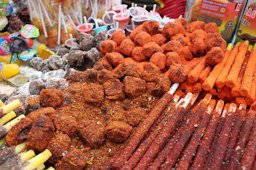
[1, 0, 256, 169]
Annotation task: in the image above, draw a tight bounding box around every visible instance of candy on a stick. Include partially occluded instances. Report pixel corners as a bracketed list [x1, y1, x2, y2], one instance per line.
[231, 50, 250, 97]
[161, 94, 210, 168]
[198, 66, 211, 83]
[0, 149, 35, 169]
[215, 43, 240, 89]
[106, 83, 179, 169]
[67, 14, 77, 30]
[190, 100, 225, 169]
[0, 100, 4, 107]
[0, 138, 5, 147]
[38, 0, 53, 27]
[239, 116, 256, 170]
[21, 149, 52, 170]
[226, 41, 249, 88]
[0, 115, 25, 138]
[223, 104, 247, 168]
[135, 93, 194, 169]
[0, 111, 16, 126]
[57, 4, 61, 45]
[175, 99, 216, 170]
[0, 100, 21, 117]
[125, 100, 179, 169]
[37, 164, 45, 170]
[188, 57, 206, 84]
[202, 44, 233, 91]
[240, 44, 256, 97]
[0, 142, 26, 165]
[227, 104, 256, 169]
[247, 66, 256, 102]
[37, 0, 48, 38]
[206, 103, 237, 169]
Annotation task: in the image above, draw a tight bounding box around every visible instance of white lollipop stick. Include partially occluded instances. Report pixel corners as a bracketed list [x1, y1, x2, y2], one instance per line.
[95, 19, 99, 28]
[152, 4, 157, 13]
[239, 104, 246, 110]
[106, 13, 111, 20]
[37, 0, 48, 38]
[228, 103, 237, 113]
[57, 4, 61, 45]
[116, 22, 119, 30]
[181, 93, 193, 108]
[190, 93, 200, 106]
[121, 7, 124, 17]
[39, 0, 53, 27]
[61, 10, 68, 34]
[69, 34, 73, 48]
[168, 83, 179, 95]
[84, 16, 88, 29]
[175, 98, 184, 108]
[67, 14, 77, 30]
[172, 95, 181, 104]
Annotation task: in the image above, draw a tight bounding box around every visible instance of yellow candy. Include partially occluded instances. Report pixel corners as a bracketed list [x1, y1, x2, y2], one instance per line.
[37, 44, 47, 56]
[0, 64, 20, 80]
[0, 55, 10, 63]
[0, 55, 24, 66]
[37, 44, 54, 60]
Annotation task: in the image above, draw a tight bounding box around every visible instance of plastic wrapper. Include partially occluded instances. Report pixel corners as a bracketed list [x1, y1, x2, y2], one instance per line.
[238, 0, 256, 44]
[185, 0, 244, 42]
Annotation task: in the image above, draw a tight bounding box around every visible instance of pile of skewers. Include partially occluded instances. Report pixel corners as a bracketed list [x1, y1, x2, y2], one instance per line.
[0, 100, 53, 170]
[179, 41, 256, 106]
[0, 142, 52, 170]
[105, 83, 256, 170]
[203, 41, 256, 105]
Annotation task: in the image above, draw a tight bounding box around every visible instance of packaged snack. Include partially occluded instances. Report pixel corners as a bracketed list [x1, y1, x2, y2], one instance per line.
[185, 0, 244, 42]
[238, 0, 256, 44]
[0, 38, 10, 55]
[0, 3, 13, 16]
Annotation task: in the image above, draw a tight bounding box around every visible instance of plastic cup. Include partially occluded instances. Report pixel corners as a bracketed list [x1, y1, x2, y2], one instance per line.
[132, 16, 148, 27]
[77, 23, 94, 34]
[113, 13, 130, 29]
[113, 4, 128, 13]
[65, 38, 79, 49]
[93, 25, 108, 35]
[125, 25, 134, 36]
[107, 28, 125, 37]
[128, 7, 148, 18]
[88, 17, 104, 28]
[102, 11, 116, 25]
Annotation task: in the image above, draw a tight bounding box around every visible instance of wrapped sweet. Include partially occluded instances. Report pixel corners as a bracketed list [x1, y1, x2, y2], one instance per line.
[29, 57, 44, 71]
[46, 55, 65, 70]
[45, 78, 67, 90]
[78, 34, 95, 51]
[29, 79, 45, 95]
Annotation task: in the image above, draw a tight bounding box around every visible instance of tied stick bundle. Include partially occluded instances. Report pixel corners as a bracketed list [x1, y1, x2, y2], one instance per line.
[0, 145, 52, 170]
[0, 98, 52, 169]
[0, 100, 23, 138]
[201, 41, 256, 105]
[107, 90, 256, 169]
